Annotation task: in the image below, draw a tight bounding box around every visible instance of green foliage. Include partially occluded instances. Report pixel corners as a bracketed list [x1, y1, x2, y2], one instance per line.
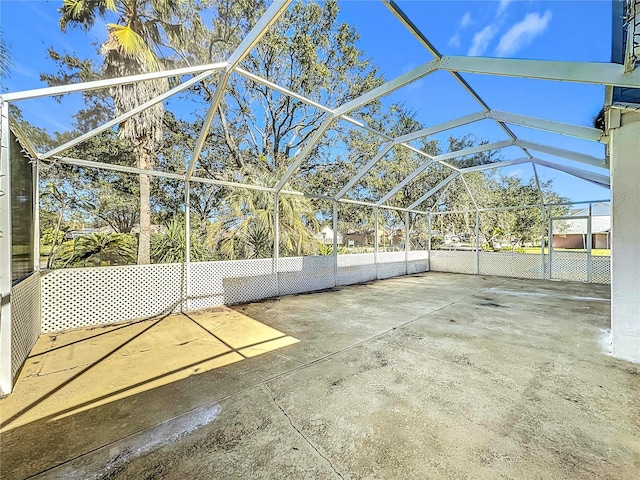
[207, 165, 319, 259]
[151, 218, 208, 263]
[53, 233, 137, 268]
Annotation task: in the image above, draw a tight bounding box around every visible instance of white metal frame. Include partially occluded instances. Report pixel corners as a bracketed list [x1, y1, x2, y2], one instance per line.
[1, 0, 636, 393]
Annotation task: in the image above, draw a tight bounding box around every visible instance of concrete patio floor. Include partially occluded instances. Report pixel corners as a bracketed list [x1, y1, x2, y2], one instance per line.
[1, 272, 639, 479]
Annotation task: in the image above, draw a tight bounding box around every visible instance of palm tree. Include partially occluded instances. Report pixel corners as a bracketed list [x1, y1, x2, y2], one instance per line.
[151, 217, 207, 263]
[55, 232, 137, 267]
[207, 165, 320, 260]
[58, 0, 190, 264]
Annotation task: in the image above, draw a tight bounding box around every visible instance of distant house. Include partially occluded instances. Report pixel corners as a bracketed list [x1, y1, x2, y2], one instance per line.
[552, 203, 611, 249]
[314, 226, 342, 245]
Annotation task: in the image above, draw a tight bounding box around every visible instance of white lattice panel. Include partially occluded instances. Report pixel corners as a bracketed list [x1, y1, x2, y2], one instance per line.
[591, 256, 611, 284]
[377, 251, 406, 279]
[189, 259, 278, 310]
[550, 251, 588, 282]
[479, 252, 544, 279]
[41, 264, 185, 332]
[337, 253, 376, 286]
[278, 256, 335, 295]
[429, 250, 477, 274]
[11, 272, 41, 379]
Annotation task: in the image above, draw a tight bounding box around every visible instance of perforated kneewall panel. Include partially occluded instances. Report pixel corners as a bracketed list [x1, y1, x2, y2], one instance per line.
[337, 253, 377, 286]
[189, 259, 277, 310]
[430, 250, 477, 274]
[11, 272, 41, 379]
[407, 250, 429, 274]
[377, 251, 407, 279]
[41, 264, 185, 333]
[479, 252, 544, 279]
[278, 256, 335, 295]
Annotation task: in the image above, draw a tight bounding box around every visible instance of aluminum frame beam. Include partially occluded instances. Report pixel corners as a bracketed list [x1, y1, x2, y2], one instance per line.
[186, 0, 292, 181]
[407, 172, 459, 210]
[458, 157, 531, 173]
[0, 62, 228, 102]
[517, 140, 605, 168]
[488, 110, 605, 143]
[439, 55, 640, 88]
[275, 59, 440, 192]
[42, 70, 216, 160]
[334, 142, 394, 200]
[532, 158, 610, 188]
[382, 0, 532, 159]
[376, 140, 513, 206]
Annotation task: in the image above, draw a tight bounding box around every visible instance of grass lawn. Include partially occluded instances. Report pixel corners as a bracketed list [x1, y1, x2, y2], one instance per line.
[519, 247, 610, 256]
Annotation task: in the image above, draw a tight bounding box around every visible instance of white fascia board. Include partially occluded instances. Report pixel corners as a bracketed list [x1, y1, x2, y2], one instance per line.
[0, 62, 228, 102]
[517, 140, 606, 168]
[42, 70, 215, 160]
[489, 110, 605, 143]
[407, 172, 459, 210]
[439, 56, 640, 88]
[532, 158, 610, 188]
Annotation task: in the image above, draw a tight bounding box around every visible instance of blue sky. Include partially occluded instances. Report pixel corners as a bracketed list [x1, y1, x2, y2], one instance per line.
[0, 0, 614, 203]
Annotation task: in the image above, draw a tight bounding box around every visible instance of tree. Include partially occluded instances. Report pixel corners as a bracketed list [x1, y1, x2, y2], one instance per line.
[151, 217, 207, 263]
[207, 165, 319, 259]
[58, 0, 196, 264]
[53, 232, 137, 268]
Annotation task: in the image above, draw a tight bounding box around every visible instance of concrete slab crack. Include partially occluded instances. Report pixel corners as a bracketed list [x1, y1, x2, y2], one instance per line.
[263, 384, 345, 480]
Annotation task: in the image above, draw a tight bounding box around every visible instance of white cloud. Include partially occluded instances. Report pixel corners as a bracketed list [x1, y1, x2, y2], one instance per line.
[468, 25, 498, 56]
[496, 11, 553, 57]
[449, 32, 461, 48]
[497, 0, 513, 16]
[460, 12, 473, 28]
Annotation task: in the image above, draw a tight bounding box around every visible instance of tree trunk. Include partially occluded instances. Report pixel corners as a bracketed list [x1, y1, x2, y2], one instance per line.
[138, 148, 152, 264]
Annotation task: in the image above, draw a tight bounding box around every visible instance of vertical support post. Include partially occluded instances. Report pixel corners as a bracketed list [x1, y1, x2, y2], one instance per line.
[609, 110, 640, 362]
[333, 201, 339, 287]
[404, 210, 409, 275]
[541, 205, 546, 280]
[587, 203, 593, 283]
[184, 180, 191, 311]
[33, 158, 40, 272]
[274, 192, 280, 296]
[475, 211, 480, 275]
[0, 100, 13, 394]
[427, 213, 432, 272]
[374, 207, 379, 279]
[548, 215, 553, 280]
